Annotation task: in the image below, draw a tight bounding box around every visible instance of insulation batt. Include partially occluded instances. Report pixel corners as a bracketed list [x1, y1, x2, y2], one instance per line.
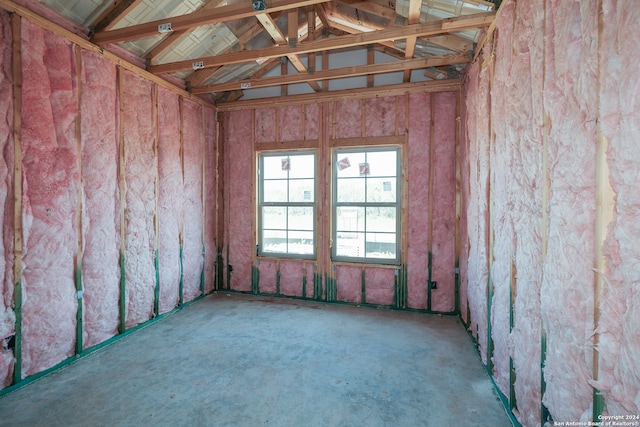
[157, 87, 181, 313]
[364, 268, 395, 306]
[80, 50, 120, 349]
[463, 59, 491, 364]
[431, 92, 456, 313]
[0, 11, 15, 388]
[334, 100, 362, 138]
[224, 110, 253, 291]
[21, 20, 78, 376]
[508, 0, 545, 424]
[204, 109, 216, 293]
[541, 0, 597, 421]
[255, 108, 276, 143]
[407, 93, 431, 310]
[595, 0, 640, 415]
[258, 260, 277, 294]
[336, 265, 361, 303]
[365, 97, 396, 137]
[279, 261, 303, 297]
[181, 100, 204, 302]
[122, 71, 156, 328]
[304, 103, 320, 141]
[488, 2, 517, 394]
[279, 105, 303, 142]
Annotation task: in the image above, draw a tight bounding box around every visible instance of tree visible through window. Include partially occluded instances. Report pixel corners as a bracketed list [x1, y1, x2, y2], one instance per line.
[333, 147, 400, 264]
[258, 151, 315, 258]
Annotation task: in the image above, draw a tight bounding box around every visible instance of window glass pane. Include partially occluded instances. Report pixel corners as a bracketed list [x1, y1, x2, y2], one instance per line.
[335, 231, 365, 258]
[289, 179, 315, 202]
[288, 231, 314, 255]
[263, 156, 288, 179]
[336, 207, 364, 232]
[365, 232, 396, 259]
[289, 154, 315, 179]
[262, 206, 287, 229]
[336, 177, 365, 203]
[288, 207, 314, 231]
[366, 207, 396, 232]
[336, 152, 365, 178]
[366, 178, 396, 203]
[262, 229, 286, 253]
[366, 151, 397, 177]
[263, 179, 287, 202]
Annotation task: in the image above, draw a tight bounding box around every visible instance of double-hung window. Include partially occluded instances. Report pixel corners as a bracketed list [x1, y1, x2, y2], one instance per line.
[332, 147, 401, 264]
[258, 151, 316, 259]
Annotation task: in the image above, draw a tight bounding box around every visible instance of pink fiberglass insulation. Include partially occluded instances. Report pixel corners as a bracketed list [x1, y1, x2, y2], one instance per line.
[0, 11, 14, 388]
[364, 268, 394, 306]
[488, 1, 516, 395]
[157, 87, 181, 313]
[508, 1, 544, 424]
[181, 100, 204, 302]
[304, 265, 315, 299]
[336, 265, 361, 304]
[463, 59, 491, 364]
[122, 70, 156, 328]
[431, 92, 456, 313]
[80, 50, 120, 349]
[304, 103, 320, 141]
[334, 100, 362, 138]
[279, 261, 303, 297]
[203, 109, 216, 294]
[224, 110, 253, 291]
[255, 107, 276, 143]
[279, 105, 303, 142]
[21, 20, 78, 376]
[595, 0, 640, 415]
[258, 259, 277, 294]
[406, 93, 430, 310]
[541, 0, 598, 420]
[365, 96, 396, 137]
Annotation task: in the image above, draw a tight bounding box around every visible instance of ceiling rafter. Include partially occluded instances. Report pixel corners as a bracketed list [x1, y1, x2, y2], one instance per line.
[403, 0, 423, 82]
[193, 52, 470, 93]
[255, 12, 322, 92]
[150, 12, 494, 74]
[91, 0, 144, 33]
[145, 0, 227, 65]
[186, 19, 270, 88]
[92, 0, 331, 45]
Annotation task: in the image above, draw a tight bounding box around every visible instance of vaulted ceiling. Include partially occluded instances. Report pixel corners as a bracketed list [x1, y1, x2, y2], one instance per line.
[35, 0, 497, 105]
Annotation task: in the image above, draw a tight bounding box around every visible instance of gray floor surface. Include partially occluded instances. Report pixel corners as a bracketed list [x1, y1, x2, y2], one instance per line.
[0, 292, 512, 427]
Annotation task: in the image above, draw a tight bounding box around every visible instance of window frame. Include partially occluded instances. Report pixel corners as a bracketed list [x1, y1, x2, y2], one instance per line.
[257, 150, 317, 260]
[331, 146, 402, 265]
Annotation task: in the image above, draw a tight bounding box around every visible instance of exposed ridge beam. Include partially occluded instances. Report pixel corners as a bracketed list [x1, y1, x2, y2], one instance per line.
[193, 53, 470, 94]
[91, 0, 143, 33]
[92, 0, 330, 44]
[151, 12, 494, 74]
[216, 79, 462, 110]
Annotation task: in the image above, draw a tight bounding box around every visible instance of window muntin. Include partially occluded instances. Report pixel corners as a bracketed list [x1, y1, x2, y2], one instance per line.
[333, 147, 400, 264]
[258, 152, 315, 258]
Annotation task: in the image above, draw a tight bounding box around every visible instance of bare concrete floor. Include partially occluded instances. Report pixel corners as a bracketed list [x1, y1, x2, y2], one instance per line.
[0, 293, 512, 427]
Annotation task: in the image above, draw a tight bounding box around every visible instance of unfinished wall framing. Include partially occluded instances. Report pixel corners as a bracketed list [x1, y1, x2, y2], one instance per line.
[462, 0, 640, 425]
[0, 9, 218, 391]
[219, 92, 460, 313]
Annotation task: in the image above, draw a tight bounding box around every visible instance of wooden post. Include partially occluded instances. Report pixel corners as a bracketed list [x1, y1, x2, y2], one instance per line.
[117, 66, 127, 334]
[152, 84, 160, 315]
[427, 94, 436, 311]
[11, 12, 23, 384]
[179, 96, 185, 304]
[74, 44, 84, 353]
